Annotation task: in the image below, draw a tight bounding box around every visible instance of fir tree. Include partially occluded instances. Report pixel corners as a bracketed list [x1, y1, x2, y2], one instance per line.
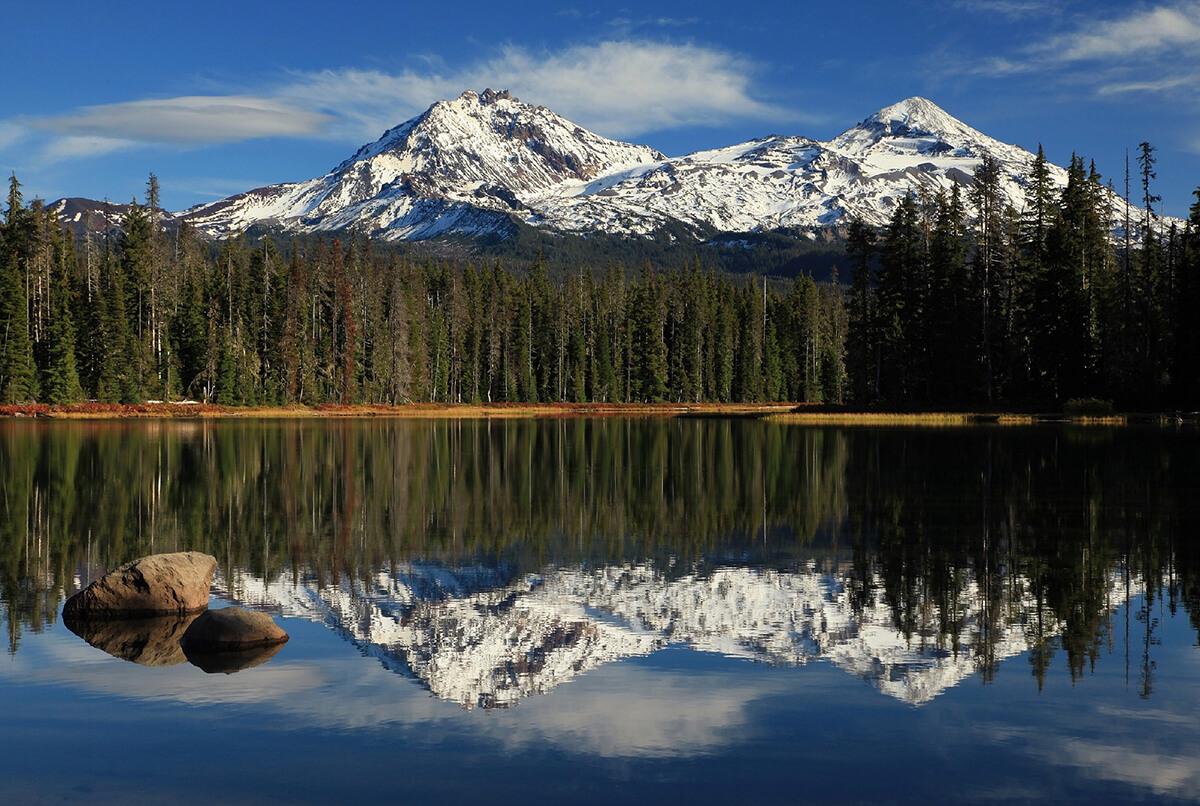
[40, 226, 83, 404]
[845, 219, 876, 404]
[0, 252, 38, 403]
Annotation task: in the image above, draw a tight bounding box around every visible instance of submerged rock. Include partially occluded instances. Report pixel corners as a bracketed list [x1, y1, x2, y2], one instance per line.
[180, 607, 289, 651]
[184, 641, 287, 674]
[63, 612, 200, 666]
[62, 552, 217, 618]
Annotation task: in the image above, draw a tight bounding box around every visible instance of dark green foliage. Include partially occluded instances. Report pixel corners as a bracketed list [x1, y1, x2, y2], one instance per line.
[843, 145, 1196, 410]
[40, 226, 83, 404]
[1, 177, 39, 403]
[0, 252, 39, 403]
[0, 148, 1196, 411]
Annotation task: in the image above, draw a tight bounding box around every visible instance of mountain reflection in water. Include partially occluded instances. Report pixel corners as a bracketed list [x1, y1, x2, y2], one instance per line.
[218, 561, 1144, 708]
[1, 418, 1198, 707]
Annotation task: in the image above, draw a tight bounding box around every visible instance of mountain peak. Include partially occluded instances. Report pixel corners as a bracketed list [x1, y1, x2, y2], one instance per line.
[176, 91, 1141, 243]
[865, 96, 968, 137]
[452, 87, 517, 105]
[478, 87, 515, 104]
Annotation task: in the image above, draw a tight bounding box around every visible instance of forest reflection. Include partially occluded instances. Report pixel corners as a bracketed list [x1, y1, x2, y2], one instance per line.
[2, 418, 1198, 697]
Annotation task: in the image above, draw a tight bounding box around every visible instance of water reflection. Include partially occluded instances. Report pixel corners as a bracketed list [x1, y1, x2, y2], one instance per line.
[1, 419, 1198, 704]
[218, 561, 1143, 707]
[182, 641, 287, 675]
[63, 612, 198, 667]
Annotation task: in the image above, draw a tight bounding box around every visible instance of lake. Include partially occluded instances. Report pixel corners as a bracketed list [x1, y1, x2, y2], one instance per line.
[1, 418, 1197, 803]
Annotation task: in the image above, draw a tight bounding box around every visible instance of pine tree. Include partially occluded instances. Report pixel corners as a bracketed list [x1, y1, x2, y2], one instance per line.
[40, 224, 83, 404]
[0, 251, 39, 403]
[630, 263, 667, 401]
[927, 185, 973, 402]
[95, 245, 135, 403]
[845, 219, 876, 404]
[970, 155, 1006, 401]
[876, 194, 924, 401]
[0, 177, 38, 403]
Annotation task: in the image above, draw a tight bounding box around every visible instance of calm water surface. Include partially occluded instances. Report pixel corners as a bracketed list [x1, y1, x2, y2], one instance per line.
[1, 419, 1198, 803]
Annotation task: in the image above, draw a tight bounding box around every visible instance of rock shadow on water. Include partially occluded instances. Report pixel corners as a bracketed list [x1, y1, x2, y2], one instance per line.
[63, 605, 290, 675]
[62, 612, 200, 667]
[182, 641, 287, 675]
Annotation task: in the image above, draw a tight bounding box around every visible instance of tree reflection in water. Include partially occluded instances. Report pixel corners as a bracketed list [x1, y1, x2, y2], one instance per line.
[1, 419, 1197, 701]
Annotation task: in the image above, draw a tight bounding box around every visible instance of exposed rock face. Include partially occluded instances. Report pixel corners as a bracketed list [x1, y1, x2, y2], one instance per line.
[180, 607, 289, 650]
[62, 552, 217, 618]
[62, 612, 200, 666]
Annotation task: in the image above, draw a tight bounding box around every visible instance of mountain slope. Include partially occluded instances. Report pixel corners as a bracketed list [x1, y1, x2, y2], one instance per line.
[179, 88, 664, 240]
[534, 96, 1121, 235]
[48, 197, 181, 240]
[169, 92, 1144, 241]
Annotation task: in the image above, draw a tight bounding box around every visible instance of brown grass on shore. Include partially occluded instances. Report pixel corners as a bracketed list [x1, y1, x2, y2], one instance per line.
[0, 403, 1172, 425]
[765, 412, 979, 426]
[0, 401, 800, 420]
[767, 411, 1134, 426]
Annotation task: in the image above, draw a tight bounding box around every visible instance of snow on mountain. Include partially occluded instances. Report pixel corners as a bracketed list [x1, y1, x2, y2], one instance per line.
[171, 92, 1145, 242]
[178, 88, 664, 240]
[47, 197, 180, 240]
[216, 561, 1139, 709]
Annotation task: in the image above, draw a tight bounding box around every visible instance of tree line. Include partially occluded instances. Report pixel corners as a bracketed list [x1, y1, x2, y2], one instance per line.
[845, 145, 1200, 409]
[2, 142, 1198, 409]
[0, 174, 846, 406]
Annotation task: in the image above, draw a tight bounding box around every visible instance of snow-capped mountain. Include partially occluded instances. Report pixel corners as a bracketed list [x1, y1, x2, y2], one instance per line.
[216, 560, 1139, 709]
[179, 88, 664, 240]
[48, 197, 180, 240]
[171, 91, 1137, 242]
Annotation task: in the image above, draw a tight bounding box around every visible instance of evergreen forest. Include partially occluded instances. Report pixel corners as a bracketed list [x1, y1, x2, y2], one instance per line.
[2, 143, 1197, 410]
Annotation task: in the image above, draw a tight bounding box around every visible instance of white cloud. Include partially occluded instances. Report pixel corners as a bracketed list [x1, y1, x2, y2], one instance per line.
[0, 121, 26, 151]
[972, 2, 1200, 84]
[40, 135, 138, 162]
[1098, 73, 1200, 95]
[953, 0, 1056, 18]
[279, 40, 789, 142]
[31, 95, 331, 145]
[12, 40, 788, 162]
[1035, 3, 1200, 62]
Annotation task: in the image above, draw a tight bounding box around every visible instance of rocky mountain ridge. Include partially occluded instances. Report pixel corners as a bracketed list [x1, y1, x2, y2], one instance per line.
[54, 91, 1164, 244]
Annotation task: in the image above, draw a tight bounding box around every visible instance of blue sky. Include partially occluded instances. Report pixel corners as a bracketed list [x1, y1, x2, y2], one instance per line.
[3, 0, 1199, 215]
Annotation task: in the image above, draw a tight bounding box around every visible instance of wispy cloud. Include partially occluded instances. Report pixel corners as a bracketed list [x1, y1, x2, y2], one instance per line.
[40, 135, 137, 162]
[30, 96, 332, 146]
[279, 40, 791, 141]
[607, 15, 700, 31]
[0, 121, 26, 151]
[8, 40, 789, 163]
[1097, 73, 1200, 96]
[1033, 3, 1200, 62]
[953, 0, 1059, 18]
[970, 1, 1200, 85]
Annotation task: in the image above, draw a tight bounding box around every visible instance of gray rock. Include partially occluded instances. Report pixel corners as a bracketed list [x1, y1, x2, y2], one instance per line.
[62, 552, 217, 618]
[181, 607, 289, 651]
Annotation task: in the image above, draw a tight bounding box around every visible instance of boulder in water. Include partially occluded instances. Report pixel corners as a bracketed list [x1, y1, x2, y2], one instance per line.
[62, 552, 217, 618]
[180, 607, 289, 651]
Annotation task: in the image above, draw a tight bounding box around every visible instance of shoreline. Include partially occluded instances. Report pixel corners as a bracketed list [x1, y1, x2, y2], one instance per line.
[0, 402, 1191, 424]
